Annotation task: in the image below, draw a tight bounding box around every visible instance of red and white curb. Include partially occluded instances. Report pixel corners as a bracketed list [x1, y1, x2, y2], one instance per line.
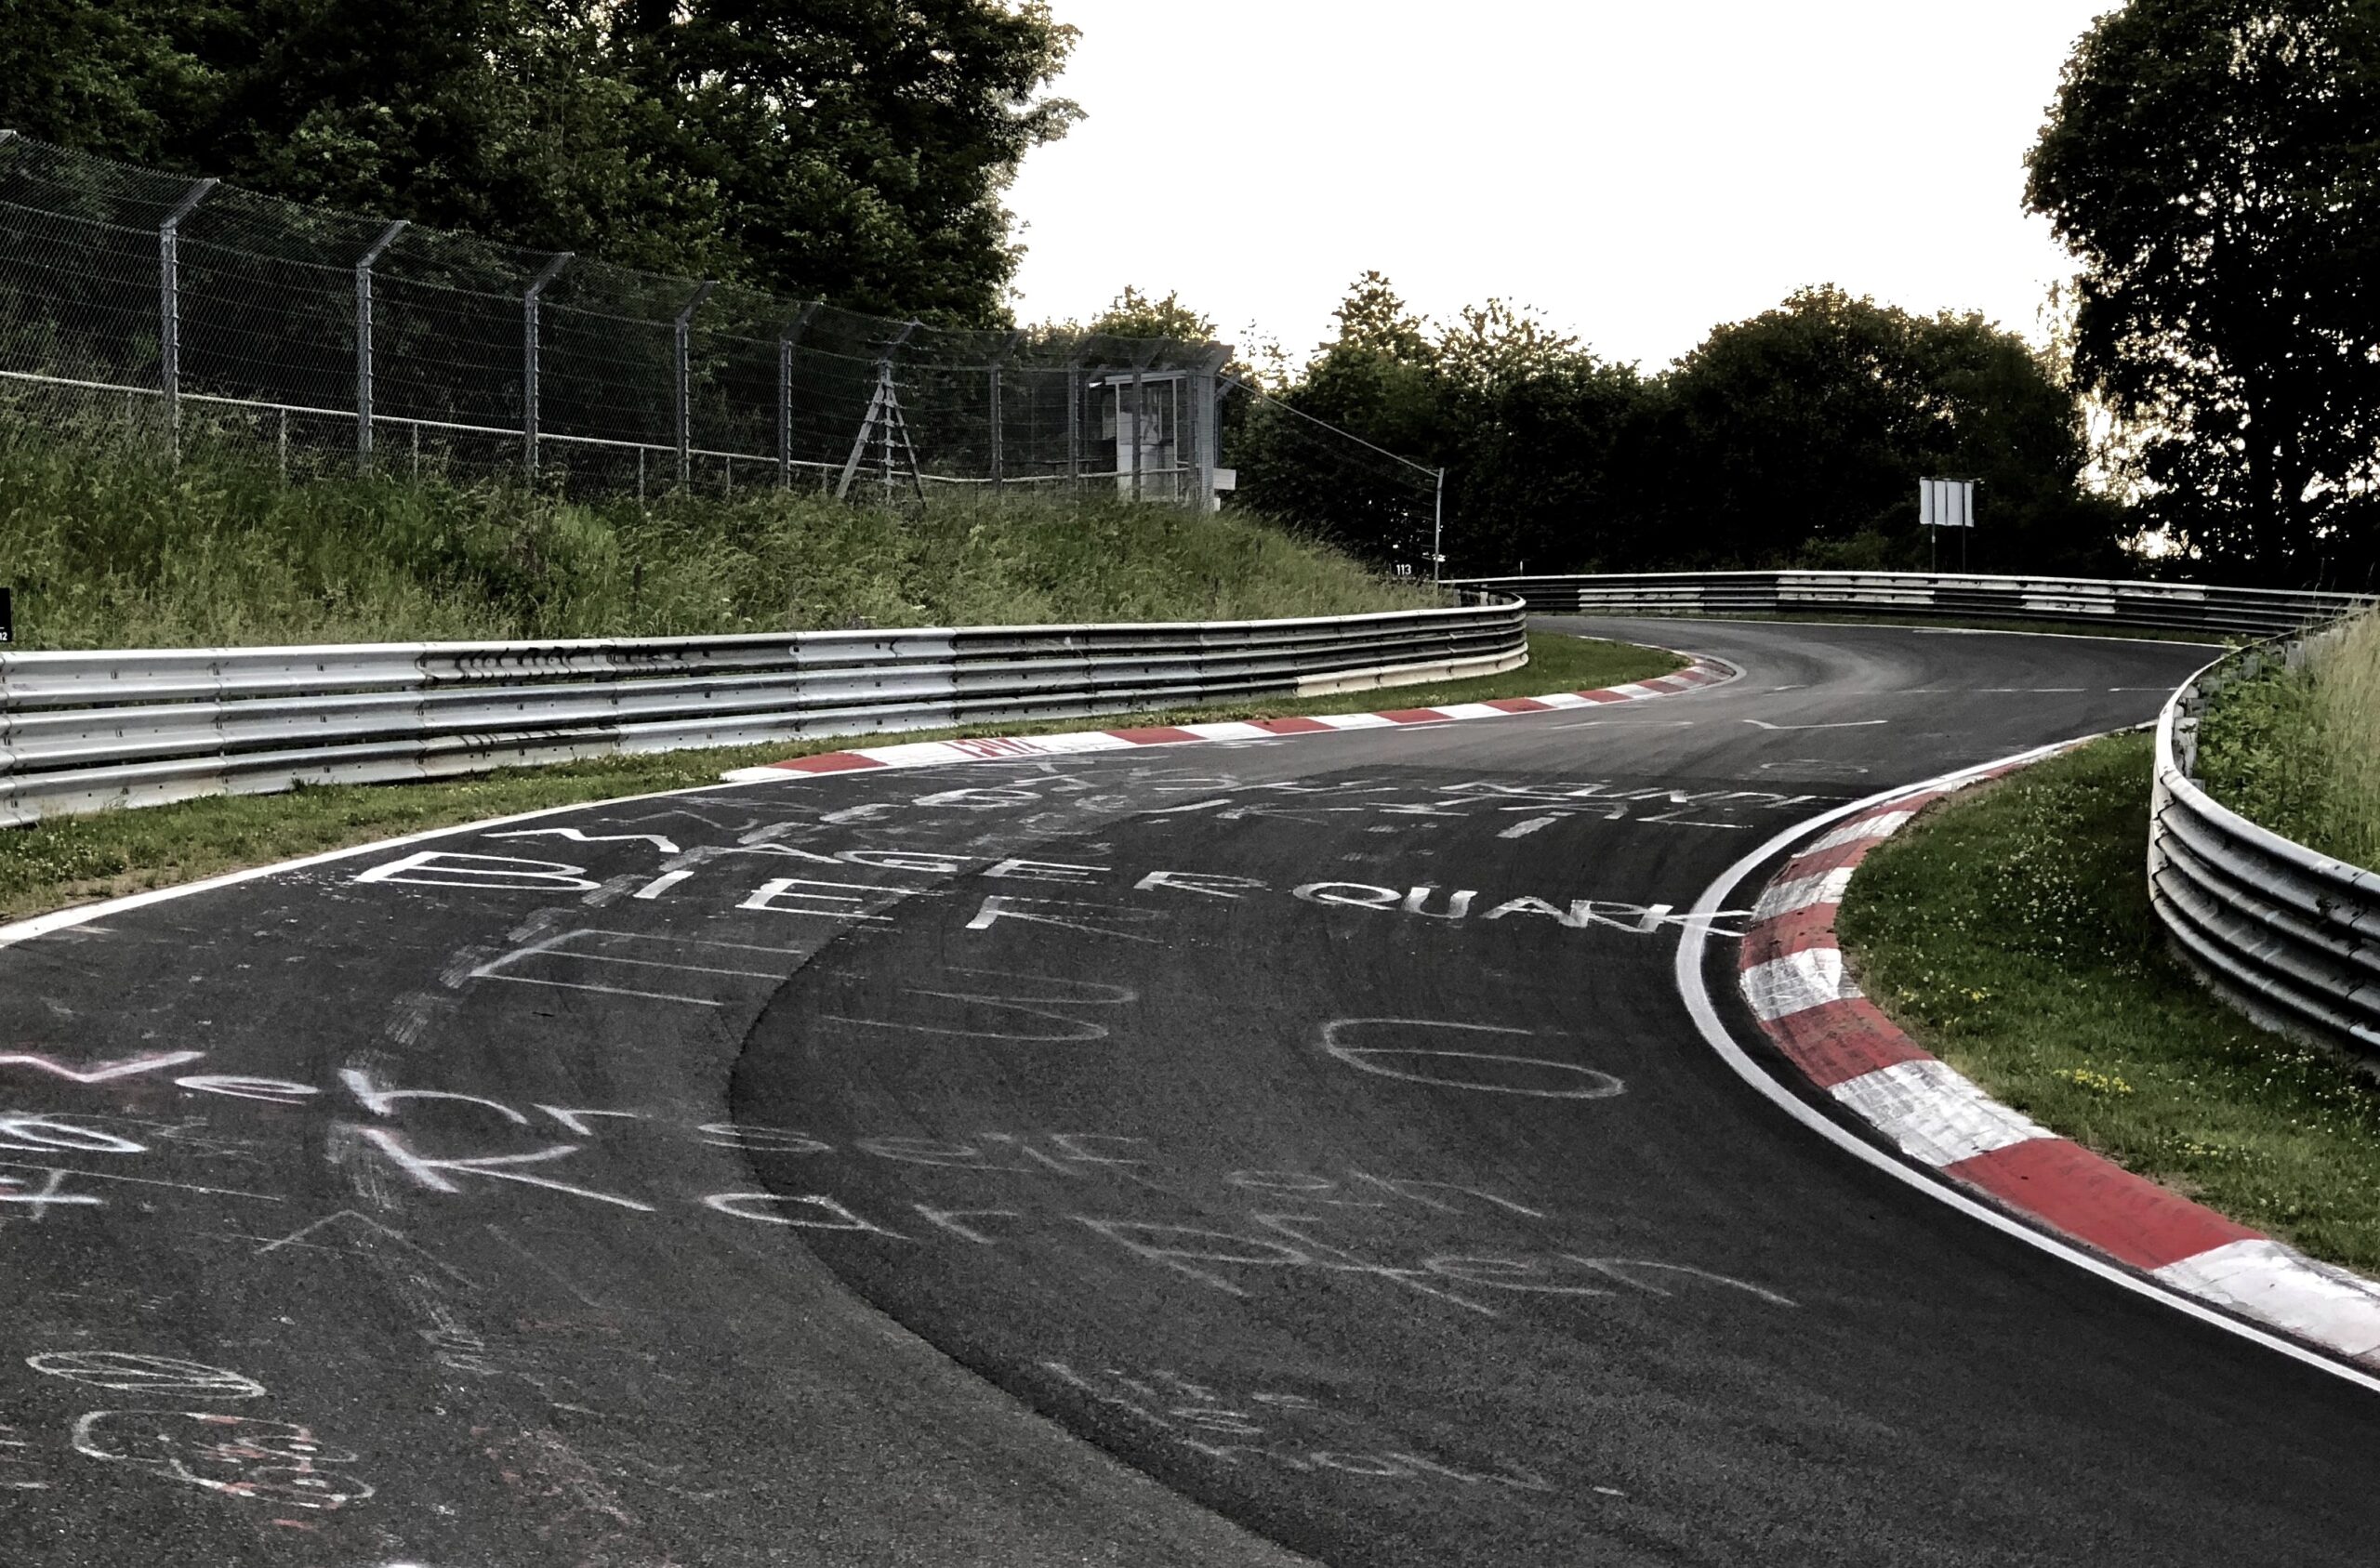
[720, 657, 1739, 784]
[1739, 755, 2380, 1370]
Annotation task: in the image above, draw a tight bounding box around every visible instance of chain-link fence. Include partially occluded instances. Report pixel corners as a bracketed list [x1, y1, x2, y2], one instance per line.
[0, 129, 1233, 507]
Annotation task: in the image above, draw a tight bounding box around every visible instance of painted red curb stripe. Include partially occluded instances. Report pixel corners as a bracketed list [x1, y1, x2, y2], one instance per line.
[730, 653, 1741, 780]
[1735, 758, 2320, 1322]
[1762, 996, 1932, 1089]
[1740, 907, 1841, 965]
[776, 752, 890, 774]
[1945, 1138, 2263, 1272]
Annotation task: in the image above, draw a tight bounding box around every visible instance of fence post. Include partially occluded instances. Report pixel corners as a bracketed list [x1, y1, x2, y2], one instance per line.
[1188, 344, 1229, 511]
[157, 178, 218, 466]
[674, 280, 717, 491]
[1065, 347, 1090, 495]
[987, 330, 1022, 494]
[521, 252, 571, 481]
[353, 219, 407, 470]
[1129, 366, 1147, 503]
[777, 301, 819, 490]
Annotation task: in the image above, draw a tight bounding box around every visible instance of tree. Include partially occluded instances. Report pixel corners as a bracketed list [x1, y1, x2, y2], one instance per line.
[2026, 0, 2380, 586]
[0, 1, 1079, 323]
[1639, 286, 2121, 573]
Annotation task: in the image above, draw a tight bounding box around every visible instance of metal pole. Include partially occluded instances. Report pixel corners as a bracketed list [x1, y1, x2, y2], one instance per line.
[987, 330, 1021, 494]
[1129, 367, 1145, 502]
[674, 280, 716, 491]
[1433, 468, 1446, 584]
[777, 302, 818, 490]
[1065, 352, 1085, 494]
[353, 220, 407, 470]
[158, 178, 217, 466]
[520, 252, 571, 481]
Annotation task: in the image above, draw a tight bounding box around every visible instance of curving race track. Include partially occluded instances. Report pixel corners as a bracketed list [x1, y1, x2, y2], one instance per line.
[6, 616, 2380, 1567]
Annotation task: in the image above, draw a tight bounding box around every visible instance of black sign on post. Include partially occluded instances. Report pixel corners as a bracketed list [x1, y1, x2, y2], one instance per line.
[0, 586, 12, 644]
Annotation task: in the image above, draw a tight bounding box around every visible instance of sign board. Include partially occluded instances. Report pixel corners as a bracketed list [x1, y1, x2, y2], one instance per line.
[0, 586, 11, 643]
[1394, 563, 1414, 577]
[1919, 478, 1975, 528]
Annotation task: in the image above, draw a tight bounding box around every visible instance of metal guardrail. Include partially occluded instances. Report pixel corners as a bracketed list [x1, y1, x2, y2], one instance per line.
[0, 598, 1525, 824]
[2149, 632, 2380, 1056]
[1453, 570, 2373, 639]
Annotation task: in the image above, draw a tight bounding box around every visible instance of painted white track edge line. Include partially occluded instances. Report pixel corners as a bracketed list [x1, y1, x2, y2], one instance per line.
[1672, 733, 2380, 1397]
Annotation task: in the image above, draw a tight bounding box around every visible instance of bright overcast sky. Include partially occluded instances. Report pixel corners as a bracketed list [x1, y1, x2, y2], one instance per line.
[1004, 1, 2115, 373]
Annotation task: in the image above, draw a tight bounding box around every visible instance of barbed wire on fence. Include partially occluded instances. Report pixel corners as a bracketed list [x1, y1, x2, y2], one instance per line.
[0, 128, 1260, 511]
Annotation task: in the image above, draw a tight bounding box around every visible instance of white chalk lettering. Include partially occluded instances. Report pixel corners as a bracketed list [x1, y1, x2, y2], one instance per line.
[352, 850, 601, 891]
[174, 1074, 320, 1105]
[1133, 870, 1265, 899]
[1292, 882, 1402, 909]
[0, 1051, 205, 1084]
[1320, 1020, 1626, 1100]
[351, 1127, 654, 1212]
[702, 1192, 907, 1237]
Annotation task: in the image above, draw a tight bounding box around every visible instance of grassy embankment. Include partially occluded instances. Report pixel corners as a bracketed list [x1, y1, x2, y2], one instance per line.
[0, 445, 1681, 921]
[1837, 619, 2380, 1274]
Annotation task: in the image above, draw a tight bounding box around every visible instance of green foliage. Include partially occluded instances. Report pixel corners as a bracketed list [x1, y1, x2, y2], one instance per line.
[1640, 286, 2122, 574]
[2026, 1, 2380, 586]
[1225, 275, 2119, 578]
[1839, 733, 2380, 1272]
[2196, 610, 2380, 868]
[0, 0, 1078, 323]
[0, 439, 1421, 650]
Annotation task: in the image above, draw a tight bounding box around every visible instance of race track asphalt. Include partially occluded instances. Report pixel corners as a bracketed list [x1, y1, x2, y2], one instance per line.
[4, 615, 2375, 1568]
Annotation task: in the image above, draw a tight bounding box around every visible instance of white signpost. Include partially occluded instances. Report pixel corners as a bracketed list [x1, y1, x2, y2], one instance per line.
[1919, 477, 1975, 571]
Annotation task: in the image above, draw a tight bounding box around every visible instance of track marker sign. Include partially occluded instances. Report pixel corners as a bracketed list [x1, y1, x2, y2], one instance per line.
[1918, 478, 1974, 528]
[1920, 477, 1976, 570]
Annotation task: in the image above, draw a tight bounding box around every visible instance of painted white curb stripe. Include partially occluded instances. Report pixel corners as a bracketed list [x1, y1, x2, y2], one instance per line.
[1829, 1059, 2054, 1168]
[1799, 810, 1917, 857]
[1740, 947, 1861, 1021]
[1752, 866, 1856, 920]
[2152, 1241, 2380, 1362]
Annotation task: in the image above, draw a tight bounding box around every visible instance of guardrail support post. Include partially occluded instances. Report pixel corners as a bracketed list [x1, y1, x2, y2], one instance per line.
[521, 252, 571, 481]
[776, 302, 818, 490]
[353, 219, 408, 471]
[157, 177, 218, 468]
[674, 280, 716, 492]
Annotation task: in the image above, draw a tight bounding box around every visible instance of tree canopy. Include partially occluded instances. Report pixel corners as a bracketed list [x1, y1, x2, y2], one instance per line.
[2026, 0, 2380, 586]
[1224, 277, 2119, 578]
[0, 0, 1078, 323]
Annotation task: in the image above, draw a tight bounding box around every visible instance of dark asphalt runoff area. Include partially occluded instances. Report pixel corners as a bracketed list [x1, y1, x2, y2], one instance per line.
[4, 615, 2376, 1567]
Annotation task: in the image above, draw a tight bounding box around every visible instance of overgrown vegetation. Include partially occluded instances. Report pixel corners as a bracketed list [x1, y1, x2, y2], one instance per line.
[0, 441, 1425, 650]
[0, 630, 1677, 923]
[1838, 732, 2380, 1274]
[2194, 610, 2380, 871]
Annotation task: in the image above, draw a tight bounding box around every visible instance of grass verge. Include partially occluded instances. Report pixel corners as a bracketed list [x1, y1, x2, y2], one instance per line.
[1836, 731, 2380, 1275]
[0, 440, 1428, 649]
[2195, 608, 2380, 869]
[0, 630, 1682, 925]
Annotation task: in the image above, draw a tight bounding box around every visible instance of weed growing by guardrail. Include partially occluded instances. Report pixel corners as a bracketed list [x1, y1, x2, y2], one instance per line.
[2196, 610, 2380, 870]
[0, 439, 1433, 650]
